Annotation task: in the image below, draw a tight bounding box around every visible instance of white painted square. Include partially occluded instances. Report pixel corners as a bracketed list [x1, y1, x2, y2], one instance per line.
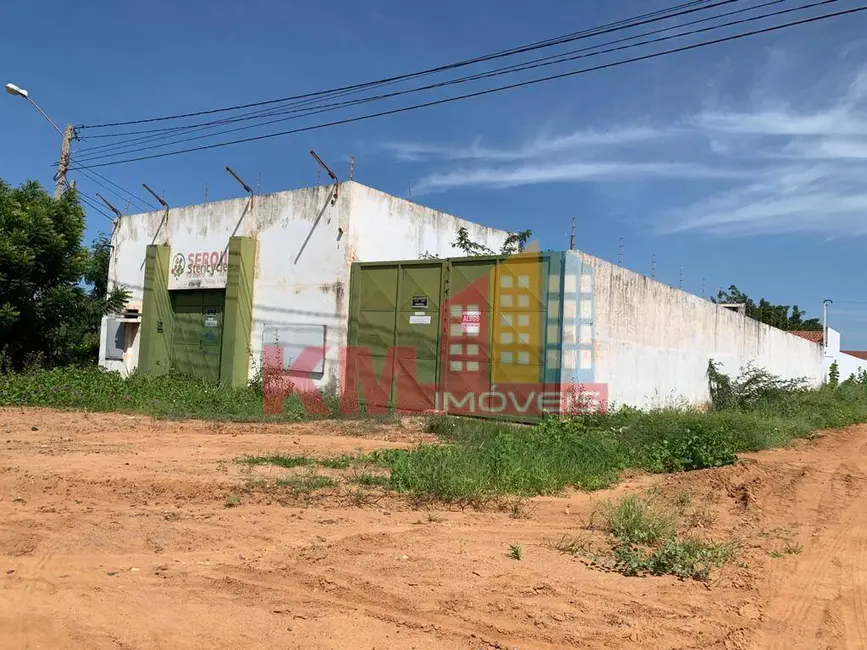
[518, 314, 530, 327]
[564, 275, 578, 293]
[500, 314, 513, 326]
[579, 349, 592, 369]
[563, 350, 576, 369]
[548, 275, 560, 293]
[580, 273, 592, 293]
[466, 361, 479, 372]
[500, 332, 514, 344]
[547, 300, 560, 319]
[500, 274, 513, 288]
[580, 299, 593, 319]
[517, 294, 530, 308]
[518, 332, 529, 344]
[547, 325, 560, 343]
[517, 351, 530, 365]
[517, 275, 530, 288]
[500, 351, 514, 364]
[449, 344, 462, 355]
[450, 323, 462, 337]
[450, 305, 462, 318]
[467, 304, 479, 312]
[547, 350, 560, 367]
[563, 300, 577, 319]
[500, 294, 513, 308]
[579, 324, 592, 344]
[466, 344, 479, 355]
[563, 324, 577, 345]
[450, 360, 463, 371]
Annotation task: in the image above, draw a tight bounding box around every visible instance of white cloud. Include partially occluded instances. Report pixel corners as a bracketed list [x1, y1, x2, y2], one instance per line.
[383, 126, 666, 162]
[416, 160, 745, 193]
[388, 62, 867, 238]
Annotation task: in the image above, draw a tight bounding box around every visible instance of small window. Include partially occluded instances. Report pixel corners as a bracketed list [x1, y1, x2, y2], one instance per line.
[105, 319, 126, 361]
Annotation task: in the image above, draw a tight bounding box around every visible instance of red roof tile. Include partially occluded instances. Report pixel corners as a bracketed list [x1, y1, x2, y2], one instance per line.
[790, 330, 824, 344]
[842, 350, 867, 361]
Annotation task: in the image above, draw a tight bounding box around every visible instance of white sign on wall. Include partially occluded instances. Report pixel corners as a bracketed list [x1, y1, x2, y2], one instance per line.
[168, 247, 229, 290]
[462, 310, 481, 335]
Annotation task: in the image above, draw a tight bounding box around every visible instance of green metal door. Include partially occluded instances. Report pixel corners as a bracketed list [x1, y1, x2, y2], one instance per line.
[170, 289, 225, 381]
[348, 261, 444, 411]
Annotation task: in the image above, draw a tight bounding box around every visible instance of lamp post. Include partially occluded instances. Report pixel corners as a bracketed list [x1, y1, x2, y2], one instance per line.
[5, 82, 76, 198]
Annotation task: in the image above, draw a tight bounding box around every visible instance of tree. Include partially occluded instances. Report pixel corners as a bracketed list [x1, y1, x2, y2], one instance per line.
[711, 284, 822, 331]
[421, 227, 534, 259]
[0, 180, 128, 370]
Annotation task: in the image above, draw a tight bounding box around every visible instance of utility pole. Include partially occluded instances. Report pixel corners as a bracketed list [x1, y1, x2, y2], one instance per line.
[349, 156, 356, 181]
[823, 299, 833, 357]
[651, 254, 656, 279]
[701, 278, 707, 298]
[569, 217, 575, 250]
[5, 83, 75, 199]
[678, 266, 684, 289]
[617, 237, 623, 266]
[55, 124, 75, 198]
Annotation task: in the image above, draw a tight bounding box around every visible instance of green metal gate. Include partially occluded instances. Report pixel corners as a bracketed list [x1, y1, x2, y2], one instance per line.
[348, 252, 564, 419]
[347, 260, 444, 411]
[170, 289, 225, 381]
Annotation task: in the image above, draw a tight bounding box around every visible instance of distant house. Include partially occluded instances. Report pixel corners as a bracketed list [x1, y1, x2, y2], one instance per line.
[790, 330, 824, 345]
[790, 329, 865, 381]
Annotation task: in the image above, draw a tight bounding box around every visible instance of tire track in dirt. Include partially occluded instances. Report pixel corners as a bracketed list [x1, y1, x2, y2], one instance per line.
[755, 433, 867, 650]
[13, 530, 57, 650]
[208, 564, 573, 649]
[849, 522, 867, 649]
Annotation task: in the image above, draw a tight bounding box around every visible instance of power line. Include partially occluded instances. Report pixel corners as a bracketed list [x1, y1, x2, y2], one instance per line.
[75, 0, 737, 160]
[78, 5, 866, 170]
[75, 0, 785, 162]
[77, 192, 113, 221]
[69, 162, 157, 212]
[77, 0, 727, 130]
[74, 0, 832, 165]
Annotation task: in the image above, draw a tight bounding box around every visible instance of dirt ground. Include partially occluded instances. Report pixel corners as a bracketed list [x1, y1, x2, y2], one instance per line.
[0, 408, 865, 649]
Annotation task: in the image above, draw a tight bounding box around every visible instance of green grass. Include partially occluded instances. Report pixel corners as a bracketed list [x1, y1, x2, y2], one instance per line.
[508, 544, 523, 560]
[386, 378, 867, 502]
[0, 366, 312, 421]
[354, 473, 390, 487]
[239, 454, 313, 468]
[574, 495, 736, 581]
[275, 473, 335, 493]
[593, 495, 675, 546]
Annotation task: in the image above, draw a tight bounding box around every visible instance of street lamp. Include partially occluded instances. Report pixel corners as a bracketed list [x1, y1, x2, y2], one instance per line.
[5, 81, 75, 197]
[5, 83, 28, 99]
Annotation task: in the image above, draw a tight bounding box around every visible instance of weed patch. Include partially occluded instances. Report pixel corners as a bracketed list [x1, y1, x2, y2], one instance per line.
[583, 495, 734, 581]
[276, 473, 334, 494]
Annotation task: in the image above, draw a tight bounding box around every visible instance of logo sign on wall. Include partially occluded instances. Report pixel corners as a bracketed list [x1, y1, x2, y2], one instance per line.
[168, 249, 229, 290]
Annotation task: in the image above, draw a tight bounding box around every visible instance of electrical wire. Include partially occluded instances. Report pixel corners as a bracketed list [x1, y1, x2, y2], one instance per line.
[77, 192, 114, 221]
[75, 0, 770, 159]
[74, 0, 846, 165]
[69, 162, 157, 212]
[77, 0, 729, 131]
[78, 5, 867, 169]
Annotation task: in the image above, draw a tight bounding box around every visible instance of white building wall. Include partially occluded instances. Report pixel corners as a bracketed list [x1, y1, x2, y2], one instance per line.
[99, 181, 511, 387]
[578, 252, 825, 409]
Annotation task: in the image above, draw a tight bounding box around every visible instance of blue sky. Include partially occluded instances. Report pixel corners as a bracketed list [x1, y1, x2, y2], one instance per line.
[2, 0, 867, 346]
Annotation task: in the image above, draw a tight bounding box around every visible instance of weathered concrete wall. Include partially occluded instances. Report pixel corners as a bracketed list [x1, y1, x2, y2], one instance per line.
[347, 183, 509, 263]
[575, 252, 825, 409]
[99, 181, 511, 387]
